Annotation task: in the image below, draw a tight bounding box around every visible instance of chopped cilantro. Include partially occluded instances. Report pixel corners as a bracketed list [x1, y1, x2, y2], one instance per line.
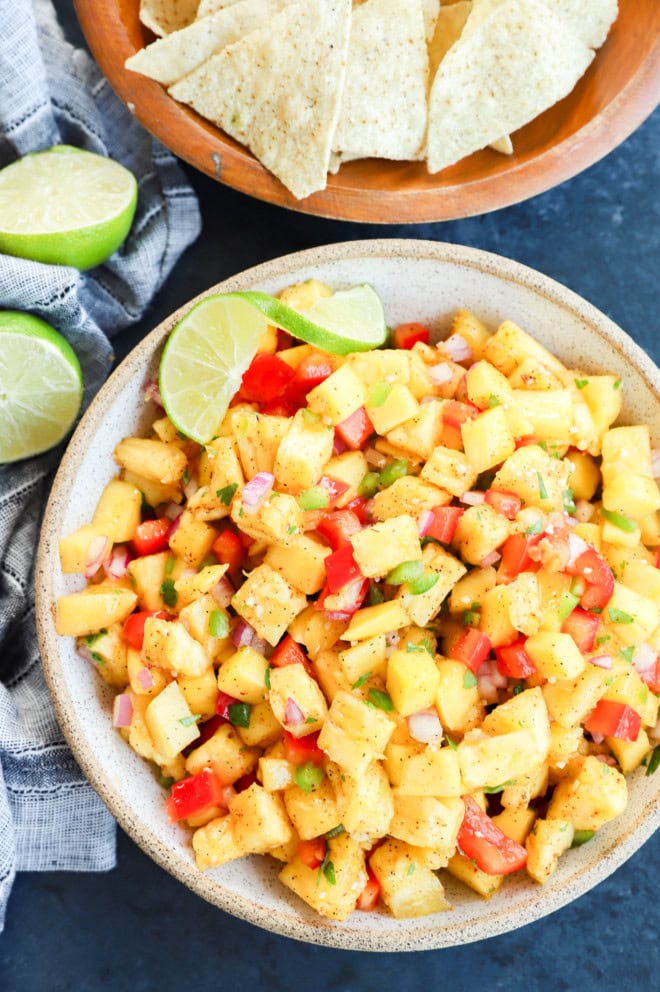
[160, 578, 178, 608]
[178, 714, 201, 728]
[483, 781, 514, 794]
[595, 635, 611, 645]
[365, 583, 385, 607]
[613, 379, 621, 389]
[301, 408, 320, 425]
[264, 665, 271, 689]
[324, 824, 345, 840]
[445, 736, 458, 750]
[351, 672, 372, 689]
[645, 746, 660, 776]
[216, 483, 238, 505]
[305, 716, 318, 725]
[601, 508, 637, 533]
[287, 525, 299, 535]
[165, 555, 175, 576]
[525, 519, 544, 535]
[462, 609, 481, 627]
[512, 682, 525, 695]
[228, 702, 251, 728]
[367, 688, 394, 712]
[537, 472, 548, 500]
[608, 607, 634, 624]
[562, 488, 576, 515]
[322, 858, 336, 886]
[574, 378, 589, 390]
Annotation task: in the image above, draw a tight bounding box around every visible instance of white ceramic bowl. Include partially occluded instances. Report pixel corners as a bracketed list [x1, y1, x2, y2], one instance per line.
[37, 240, 660, 950]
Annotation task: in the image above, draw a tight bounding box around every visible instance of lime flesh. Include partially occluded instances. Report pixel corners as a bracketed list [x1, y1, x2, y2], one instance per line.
[0, 311, 83, 463]
[0, 145, 138, 270]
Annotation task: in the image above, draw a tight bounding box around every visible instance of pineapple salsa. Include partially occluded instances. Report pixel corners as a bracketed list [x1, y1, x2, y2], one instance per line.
[55, 280, 660, 922]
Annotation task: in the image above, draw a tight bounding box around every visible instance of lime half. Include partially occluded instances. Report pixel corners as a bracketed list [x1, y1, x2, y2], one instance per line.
[236, 284, 387, 355]
[0, 311, 83, 463]
[0, 145, 138, 271]
[159, 294, 270, 444]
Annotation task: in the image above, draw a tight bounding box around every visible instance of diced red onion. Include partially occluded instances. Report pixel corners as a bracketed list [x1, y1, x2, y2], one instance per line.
[573, 499, 594, 523]
[590, 731, 605, 745]
[284, 697, 305, 726]
[365, 446, 388, 469]
[633, 643, 657, 675]
[408, 708, 443, 744]
[418, 509, 434, 538]
[136, 667, 155, 691]
[165, 514, 182, 540]
[242, 472, 274, 513]
[480, 550, 501, 568]
[84, 535, 110, 579]
[443, 334, 472, 363]
[461, 490, 486, 506]
[231, 619, 259, 648]
[428, 362, 454, 386]
[77, 644, 97, 666]
[477, 674, 500, 704]
[103, 545, 131, 579]
[651, 448, 660, 479]
[211, 576, 234, 608]
[162, 501, 183, 521]
[325, 610, 352, 621]
[112, 693, 133, 728]
[567, 532, 589, 568]
[183, 477, 199, 500]
[220, 784, 237, 808]
[478, 658, 508, 688]
[332, 433, 347, 455]
[143, 379, 164, 407]
[589, 654, 613, 670]
[596, 753, 617, 766]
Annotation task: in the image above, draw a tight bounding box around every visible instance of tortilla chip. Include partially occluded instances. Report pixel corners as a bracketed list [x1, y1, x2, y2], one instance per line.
[139, 0, 200, 37]
[427, 0, 472, 78]
[489, 134, 513, 154]
[332, 0, 428, 162]
[196, 0, 243, 15]
[169, 0, 352, 200]
[421, 0, 441, 43]
[127, 0, 296, 86]
[426, 0, 593, 174]
[538, 0, 618, 50]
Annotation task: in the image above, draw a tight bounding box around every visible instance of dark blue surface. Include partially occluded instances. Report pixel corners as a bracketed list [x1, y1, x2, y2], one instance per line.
[2, 5, 658, 988]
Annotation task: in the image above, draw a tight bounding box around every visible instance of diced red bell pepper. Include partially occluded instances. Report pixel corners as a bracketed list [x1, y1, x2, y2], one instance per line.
[515, 435, 541, 449]
[423, 505, 464, 544]
[283, 729, 325, 766]
[284, 352, 334, 407]
[561, 607, 600, 653]
[212, 528, 245, 574]
[196, 714, 224, 747]
[344, 495, 372, 525]
[584, 700, 641, 741]
[442, 400, 480, 428]
[449, 628, 492, 673]
[122, 609, 167, 651]
[316, 508, 363, 550]
[239, 352, 295, 403]
[297, 837, 327, 869]
[335, 407, 374, 450]
[457, 796, 528, 875]
[317, 475, 350, 506]
[131, 518, 170, 556]
[260, 399, 297, 417]
[497, 532, 543, 584]
[392, 322, 430, 350]
[485, 489, 522, 521]
[355, 868, 381, 911]
[639, 659, 660, 694]
[317, 576, 369, 620]
[495, 640, 536, 679]
[270, 635, 314, 676]
[165, 768, 226, 822]
[324, 543, 363, 594]
[215, 690, 241, 720]
[566, 546, 615, 610]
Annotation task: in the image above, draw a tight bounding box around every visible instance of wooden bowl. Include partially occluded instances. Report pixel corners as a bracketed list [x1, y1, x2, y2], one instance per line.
[74, 0, 659, 223]
[36, 240, 660, 950]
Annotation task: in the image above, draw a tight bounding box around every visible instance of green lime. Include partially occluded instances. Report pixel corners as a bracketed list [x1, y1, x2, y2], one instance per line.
[0, 145, 138, 270]
[159, 294, 270, 444]
[236, 284, 387, 355]
[0, 311, 83, 463]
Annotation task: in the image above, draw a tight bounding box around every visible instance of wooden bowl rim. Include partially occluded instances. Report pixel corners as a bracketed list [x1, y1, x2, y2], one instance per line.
[74, 0, 660, 223]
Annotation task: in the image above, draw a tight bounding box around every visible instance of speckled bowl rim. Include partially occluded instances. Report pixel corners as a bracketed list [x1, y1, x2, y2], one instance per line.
[37, 240, 660, 951]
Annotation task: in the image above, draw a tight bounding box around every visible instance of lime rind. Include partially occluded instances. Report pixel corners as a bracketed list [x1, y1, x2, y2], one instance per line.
[235, 284, 387, 355]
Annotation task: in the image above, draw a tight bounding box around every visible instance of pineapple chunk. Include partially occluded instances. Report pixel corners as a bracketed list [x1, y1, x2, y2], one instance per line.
[492, 445, 572, 512]
[122, 469, 181, 508]
[349, 514, 421, 579]
[579, 376, 622, 438]
[452, 504, 510, 565]
[273, 409, 335, 493]
[258, 754, 294, 792]
[313, 649, 352, 702]
[306, 364, 366, 425]
[525, 819, 574, 884]
[79, 625, 129, 689]
[346, 349, 410, 388]
[386, 647, 441, 716]
[323, 450, 369, 507]
[435, 658, 483, 734]
[168, 510, 216, 567]
[482, 687, 551, 757]
[366, 383, 419, 435]
[483, 320, 567, 379]
[288, 605, 347, 658]
[445, 851, 504, 899]
[185, 722, 259, 783]
[547, 755, 627, 830]
[55, 583, 137, 637]
[457, 729, 540, 791]
[603, 474, 660, 520]
[389, 795, 463, 854]
[524, 632, 586, 680]
[507, 572, 542, 635]
[607, 727, 652, 774]
[113, 437, 187, 485]
[386, 401, 444, 461]
[142, 616, 211, 678]
[279, 833, 367, 922]
[236, 700, 283, 749]
[450, 309, 490, 360]
[229, 783, 294, 853]
[398, 544, 467, 627]
[461, 406, 515, 474]
[372, 476, 450, 521]
[564, 451, 600, 501]
[174, 564, 228, 608]
[145, 681, 200, 759]
[449, 566, 497, 613]
[264, 533, 330, 594]
[283, 776, 340, 840]
[279, 278, 332, 309]
[59, 523, 113, 574]
[178, 668, 218, 720]
[370, 839, 450, 917]
[338, 635, 387, 684]
[127, 550, 171, 612]
[92, 478, 142, 542]
[542, 666, 611, 727]
[512, 389, 573, 441]
[479, 585, 517, 648]
[192, 816, 244, 870]
[207, 435, 245, 494]
[232, 490, 303, 547]
[317, 690, 395, 776]
[603, 582, 658, 646]
[395, 745, 463, 798]
[333, 761, 394, 842]
[420, 445, 478, 497]
[231, 564, 307, 645]
[216, 646, 270, 704]
[465, 361, 533, 437]
[269, 663, 328, 736]
[341, 600, 410, 641]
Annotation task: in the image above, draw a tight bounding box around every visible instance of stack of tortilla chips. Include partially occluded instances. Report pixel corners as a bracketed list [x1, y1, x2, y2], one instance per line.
[128, 0, 619, 199]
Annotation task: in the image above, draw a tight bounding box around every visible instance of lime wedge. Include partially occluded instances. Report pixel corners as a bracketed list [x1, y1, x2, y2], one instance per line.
[0, 312, 83, 463]
[236, 284, 387, 355]
[0, 145, 138, 271]
[159, 294, 270, 444]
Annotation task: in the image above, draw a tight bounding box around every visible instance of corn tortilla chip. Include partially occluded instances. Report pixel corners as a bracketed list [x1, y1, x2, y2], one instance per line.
[427, 0, 593, 174]
[169, 0, 352, 200]
[538, 0, 618, 50]
[139, 0, 200, 37]
[427, 0, 472, 78]
[196, 0, 244, 15]
[127, 0, 296, 86]
[332, 0, 428, 162]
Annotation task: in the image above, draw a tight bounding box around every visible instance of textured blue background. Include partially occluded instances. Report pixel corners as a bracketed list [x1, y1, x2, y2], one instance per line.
[2, 5, 658, 989]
